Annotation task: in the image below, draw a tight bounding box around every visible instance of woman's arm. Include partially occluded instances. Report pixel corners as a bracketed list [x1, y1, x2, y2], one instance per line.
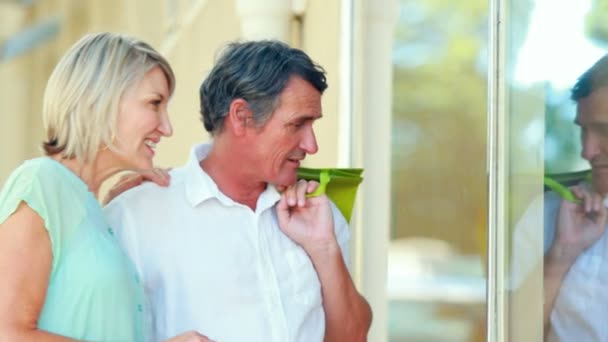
[0, 202, 77, 341]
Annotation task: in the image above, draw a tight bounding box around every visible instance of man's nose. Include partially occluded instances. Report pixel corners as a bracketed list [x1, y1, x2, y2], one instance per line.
[301, 126, 318, 155]
[582, 131, 600, 161]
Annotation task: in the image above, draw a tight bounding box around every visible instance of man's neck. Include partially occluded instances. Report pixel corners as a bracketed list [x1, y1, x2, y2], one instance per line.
[200, 144, 266, 211]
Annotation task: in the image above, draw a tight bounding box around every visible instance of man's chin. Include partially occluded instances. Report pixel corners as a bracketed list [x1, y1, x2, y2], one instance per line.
[592, 167, 608, 186]
[592, 166, 608, 175]
[273, 175, 298, 189]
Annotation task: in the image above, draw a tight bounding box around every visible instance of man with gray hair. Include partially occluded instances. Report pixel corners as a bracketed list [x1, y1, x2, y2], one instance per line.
[105, 40, 372, 342]
[512, 54, 608, 341]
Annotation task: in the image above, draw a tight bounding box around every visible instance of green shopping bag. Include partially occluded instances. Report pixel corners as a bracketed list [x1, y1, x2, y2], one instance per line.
[544, 169, 591, 204]
[297, 167, 364, 223]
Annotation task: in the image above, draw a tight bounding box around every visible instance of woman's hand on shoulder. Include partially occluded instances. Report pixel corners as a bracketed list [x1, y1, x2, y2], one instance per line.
[102, 168, 171, 205]
[164, 331, 215, 342]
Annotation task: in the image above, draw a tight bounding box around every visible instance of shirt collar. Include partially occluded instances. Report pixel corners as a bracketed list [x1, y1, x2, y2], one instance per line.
[183, 142, 281, 212]
[184, 142, 216, 207]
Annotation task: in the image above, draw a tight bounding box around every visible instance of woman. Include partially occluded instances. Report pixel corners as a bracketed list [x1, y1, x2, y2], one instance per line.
[0, 33, 210, 341]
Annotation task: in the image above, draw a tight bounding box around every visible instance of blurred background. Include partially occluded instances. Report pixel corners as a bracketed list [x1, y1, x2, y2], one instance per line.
[2, 0, 608, 341]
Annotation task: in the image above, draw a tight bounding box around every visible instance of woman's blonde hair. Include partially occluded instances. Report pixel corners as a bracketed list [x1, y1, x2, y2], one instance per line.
[42, 32, 175, 162]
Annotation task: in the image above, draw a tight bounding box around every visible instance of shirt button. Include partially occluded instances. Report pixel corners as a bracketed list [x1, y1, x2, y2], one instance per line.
[108, 228, 114, 235]
[137, 304, 143, 312]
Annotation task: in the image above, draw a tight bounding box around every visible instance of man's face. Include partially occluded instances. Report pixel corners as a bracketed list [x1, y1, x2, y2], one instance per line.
[576, 86, 608, 191]
[246, 76, 321, 187]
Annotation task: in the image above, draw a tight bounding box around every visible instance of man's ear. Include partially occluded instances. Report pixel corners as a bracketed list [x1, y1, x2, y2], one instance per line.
[225, 98, 252, 136]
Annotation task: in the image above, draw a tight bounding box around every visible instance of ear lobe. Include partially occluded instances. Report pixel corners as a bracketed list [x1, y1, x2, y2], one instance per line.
[226, 98, 251, 136]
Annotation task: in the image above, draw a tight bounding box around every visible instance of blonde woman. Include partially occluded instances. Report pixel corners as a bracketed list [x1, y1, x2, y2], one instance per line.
[0, 33, 211, 341]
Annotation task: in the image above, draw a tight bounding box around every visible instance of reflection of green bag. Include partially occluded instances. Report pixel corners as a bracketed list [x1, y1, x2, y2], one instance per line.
[544, 169, 591, 204]
[297, 167, 364, 223]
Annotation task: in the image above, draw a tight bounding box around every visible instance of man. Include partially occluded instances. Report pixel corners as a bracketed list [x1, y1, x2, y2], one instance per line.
[105, 40, 372, 342]
[513, 54, 608, 341]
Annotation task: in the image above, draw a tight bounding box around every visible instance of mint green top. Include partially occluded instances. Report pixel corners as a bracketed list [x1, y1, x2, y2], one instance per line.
[0, 158, 146, 341]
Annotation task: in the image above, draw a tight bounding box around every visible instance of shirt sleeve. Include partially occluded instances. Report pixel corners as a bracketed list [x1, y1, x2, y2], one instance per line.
[0, 161, 80, 273]
[0, 164, 41, 225]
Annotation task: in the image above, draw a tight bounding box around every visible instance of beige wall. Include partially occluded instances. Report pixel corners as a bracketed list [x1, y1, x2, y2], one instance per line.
[0, 56, 31, 183]
[0, 0, 343, 183]
[300, 0, 341, 168]
[155, 0, 242, 168]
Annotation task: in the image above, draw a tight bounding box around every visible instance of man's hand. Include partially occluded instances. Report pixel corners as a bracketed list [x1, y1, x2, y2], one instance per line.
[102, 168, 171, 205]
[164, 331, 214, 342]
[276, 179, 337, 253]
[550, 183, 608, 264]
[543, 183, 607, 334]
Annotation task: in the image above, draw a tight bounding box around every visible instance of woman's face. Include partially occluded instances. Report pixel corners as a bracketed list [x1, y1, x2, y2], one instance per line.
[113, 66, 172, 170]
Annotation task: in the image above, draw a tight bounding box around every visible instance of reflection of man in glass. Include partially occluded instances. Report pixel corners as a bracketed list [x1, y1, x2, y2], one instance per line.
[530, 55, 608, 340]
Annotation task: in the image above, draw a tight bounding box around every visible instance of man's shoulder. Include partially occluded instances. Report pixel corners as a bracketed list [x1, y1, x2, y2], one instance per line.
[543, 190, 562, 217]
[327, 199, 349, 226]
[518, 191, 560, 216]
[544, 190, 561, 204]
[326, 199, 351, 245]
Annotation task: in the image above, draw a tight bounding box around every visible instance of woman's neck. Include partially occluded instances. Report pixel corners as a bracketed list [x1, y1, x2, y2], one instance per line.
[51, 152, 122, 197]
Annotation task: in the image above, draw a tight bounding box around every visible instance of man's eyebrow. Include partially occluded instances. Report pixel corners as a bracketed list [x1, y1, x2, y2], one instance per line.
[294, 113, 323, 121]
[574, 120, 608, 128]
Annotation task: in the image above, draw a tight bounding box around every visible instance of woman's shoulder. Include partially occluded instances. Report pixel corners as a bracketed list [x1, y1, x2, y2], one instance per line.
[1, 158, 49, 192]
[14, 157, 86, 189]
[8, 157, 64, 182]
[0, 158, 61, 226]
[0, 157, 89, 209]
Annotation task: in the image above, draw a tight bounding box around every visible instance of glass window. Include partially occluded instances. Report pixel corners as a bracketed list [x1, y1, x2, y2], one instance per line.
[500, 0, 608, 340]
[389, 1, 488, 341]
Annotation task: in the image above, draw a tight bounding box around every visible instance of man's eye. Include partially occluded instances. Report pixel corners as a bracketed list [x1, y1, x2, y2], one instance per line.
[293, 120, 311, 128]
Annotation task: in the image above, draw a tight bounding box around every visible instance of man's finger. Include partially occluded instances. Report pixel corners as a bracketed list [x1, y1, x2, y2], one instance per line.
[275, 195, 291, 230]
[595, 203, 608, 225]
[283, 183, 297, 207]
[307, 180, 319, 193]
[572, 185, 593, 213]
[296, 179, 308, 207]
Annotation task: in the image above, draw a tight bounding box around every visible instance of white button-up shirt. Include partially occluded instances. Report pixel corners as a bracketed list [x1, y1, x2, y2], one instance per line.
[512, 191, 608, 341]
[104, 143, 351, 342]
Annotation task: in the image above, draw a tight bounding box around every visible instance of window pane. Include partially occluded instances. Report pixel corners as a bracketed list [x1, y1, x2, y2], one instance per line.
[506, 0, 608, 340]
[389, 1, 488, 341]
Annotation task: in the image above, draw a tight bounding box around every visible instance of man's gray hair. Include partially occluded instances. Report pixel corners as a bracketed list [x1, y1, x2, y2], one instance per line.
[199, 40, 327, 135]
[572, 54, 608, 102]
